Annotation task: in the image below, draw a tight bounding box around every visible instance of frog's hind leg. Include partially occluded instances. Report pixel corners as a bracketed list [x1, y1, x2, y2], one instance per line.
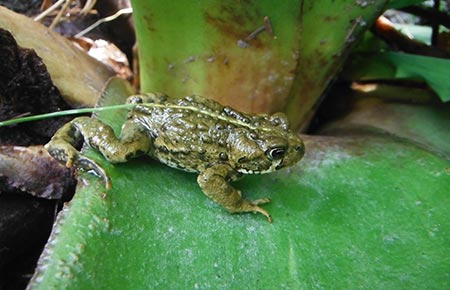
[197, 164, 273, 223]
[46, 116, 151, 189]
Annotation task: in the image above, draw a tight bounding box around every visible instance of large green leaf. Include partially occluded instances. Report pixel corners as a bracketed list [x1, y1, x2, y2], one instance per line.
[28, 80, 450, 289]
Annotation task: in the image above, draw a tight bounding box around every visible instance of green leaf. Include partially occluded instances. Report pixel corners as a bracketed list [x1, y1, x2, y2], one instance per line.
[344, 52, 450, 102]
[29, 80, 450, 290]
[31, 136, 450, 289]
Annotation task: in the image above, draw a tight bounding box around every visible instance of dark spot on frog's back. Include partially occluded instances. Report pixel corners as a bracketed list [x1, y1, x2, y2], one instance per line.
[270, 113, 290, 130]
[128, 95, 143, 104]
[248, 131, 257, 140]
[238, 156, 247, 163]
[219, 152, 228, 161]
[174, 162, 185, 170]
[271, 117, 281, 126]
[198, 150, 207, 162]
[223, 106, 250, 123]
[158, 146, 169, 154]
[200, 135, 212, 143]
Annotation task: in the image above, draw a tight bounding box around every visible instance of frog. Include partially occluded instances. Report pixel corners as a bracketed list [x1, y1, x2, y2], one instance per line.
[45, 93, 305, 222]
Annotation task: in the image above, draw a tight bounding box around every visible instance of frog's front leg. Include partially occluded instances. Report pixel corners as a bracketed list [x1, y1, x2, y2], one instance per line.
[45, 116, 151, 189]
[197, 164, 272, 222]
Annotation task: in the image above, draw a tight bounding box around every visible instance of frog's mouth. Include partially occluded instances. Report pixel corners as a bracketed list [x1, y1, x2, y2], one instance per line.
[237, 159, 283, 175]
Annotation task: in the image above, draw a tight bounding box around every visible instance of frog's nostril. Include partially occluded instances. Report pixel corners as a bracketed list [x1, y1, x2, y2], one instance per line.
[294, 145, 305, 156]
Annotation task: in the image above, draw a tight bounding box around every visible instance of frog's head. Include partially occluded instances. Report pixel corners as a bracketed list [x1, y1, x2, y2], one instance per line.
[230, 113, 305, 174]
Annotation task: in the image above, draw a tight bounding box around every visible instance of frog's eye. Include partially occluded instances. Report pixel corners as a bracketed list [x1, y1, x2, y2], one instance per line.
[266, 147, 286, 160]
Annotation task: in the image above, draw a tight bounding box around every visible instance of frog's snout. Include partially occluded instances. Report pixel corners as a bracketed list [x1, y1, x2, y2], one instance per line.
[295, 140, 305, 156]
[282, 136, 305, 168]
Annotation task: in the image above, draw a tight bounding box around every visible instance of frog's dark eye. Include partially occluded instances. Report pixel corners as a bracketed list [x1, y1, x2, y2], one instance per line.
[219, 152, 228, 161]
[266, 147, 286, 160]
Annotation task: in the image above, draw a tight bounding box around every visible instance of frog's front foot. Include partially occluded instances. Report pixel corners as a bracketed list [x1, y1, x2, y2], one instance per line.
[197, 164, 273, 223]
[236, 197, 273, 223]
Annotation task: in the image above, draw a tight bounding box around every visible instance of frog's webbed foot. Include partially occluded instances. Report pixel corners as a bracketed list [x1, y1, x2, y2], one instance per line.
[197, 164, 273, 223]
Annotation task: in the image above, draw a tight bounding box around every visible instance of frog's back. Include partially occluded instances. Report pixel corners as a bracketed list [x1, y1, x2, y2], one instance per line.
[129, 94, 297, 173]
[130, 95, 245, 172]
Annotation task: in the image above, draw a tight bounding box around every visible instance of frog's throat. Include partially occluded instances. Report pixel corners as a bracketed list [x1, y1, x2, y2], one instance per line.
[139, 103, 275, 133]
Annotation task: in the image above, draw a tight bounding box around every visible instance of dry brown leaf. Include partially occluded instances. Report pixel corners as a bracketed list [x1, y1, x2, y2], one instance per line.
[0, 145, 75, 199]
[0, 6, 114, 107]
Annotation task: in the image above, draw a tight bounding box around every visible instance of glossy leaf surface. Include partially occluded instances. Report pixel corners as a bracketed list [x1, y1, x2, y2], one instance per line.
[29, 80, 450, 289]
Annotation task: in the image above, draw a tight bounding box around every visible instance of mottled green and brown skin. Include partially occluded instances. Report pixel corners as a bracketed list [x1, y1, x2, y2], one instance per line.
[45, 93, 305, 222]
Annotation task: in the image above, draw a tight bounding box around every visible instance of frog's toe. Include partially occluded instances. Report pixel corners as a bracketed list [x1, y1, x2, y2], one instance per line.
[251, 198, 271, 206]
[251, 204, 273, 223]
[238, 200, 273, 223]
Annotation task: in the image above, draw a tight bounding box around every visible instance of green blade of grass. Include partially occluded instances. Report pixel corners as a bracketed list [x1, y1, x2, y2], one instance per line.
[0, 104, 136, 127]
